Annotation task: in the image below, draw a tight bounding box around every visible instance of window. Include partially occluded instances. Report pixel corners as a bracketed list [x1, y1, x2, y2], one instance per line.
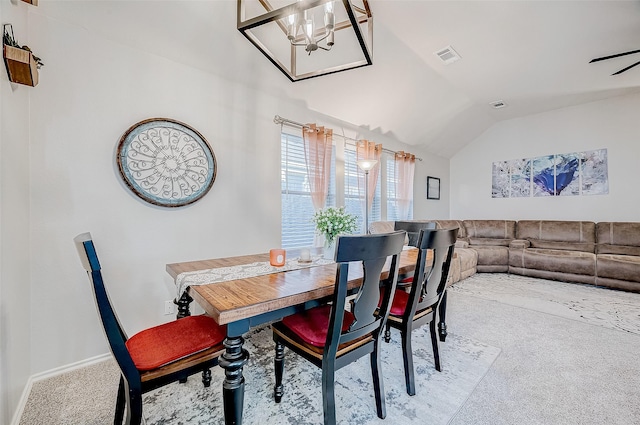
[386, 153, 413, 221]
[344, 145, 381, 233]
[281, 133, 335, 248]
[281, 131, 411, 248]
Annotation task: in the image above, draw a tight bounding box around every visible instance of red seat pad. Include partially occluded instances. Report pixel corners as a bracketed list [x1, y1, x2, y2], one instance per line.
[400, 276, 414, 283]
[281, 305, 355, 347]
[379, 287, 410, 316]
[126, 315, 226, 371]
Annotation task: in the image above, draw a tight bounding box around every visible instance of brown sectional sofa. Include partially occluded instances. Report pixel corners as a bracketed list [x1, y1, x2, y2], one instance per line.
[509, 220, 597, 285]
[371, 219, 640, 293]
[369, 220, 477, 286]
[431, 220, 478, 284]
[595, 222, 640, 292]
[461, 220, 516, 273]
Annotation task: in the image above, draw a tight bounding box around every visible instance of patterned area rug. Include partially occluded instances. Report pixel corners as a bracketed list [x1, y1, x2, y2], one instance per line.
[143, 324, 500, 425]
[448, 273, 640, 336]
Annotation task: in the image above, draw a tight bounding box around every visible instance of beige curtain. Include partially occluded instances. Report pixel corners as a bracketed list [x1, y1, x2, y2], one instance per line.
[395, 151, 416, 220]
[356, 140, 382, 221]
[302, 124, 333, 211]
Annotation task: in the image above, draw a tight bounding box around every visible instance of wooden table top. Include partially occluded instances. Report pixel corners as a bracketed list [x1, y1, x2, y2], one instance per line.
[166, 248, 419, 325]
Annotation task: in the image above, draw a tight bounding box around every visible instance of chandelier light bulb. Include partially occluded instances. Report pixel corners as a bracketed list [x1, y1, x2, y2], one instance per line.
[304, 19, 315, 43]
[287, 14, 296, 40]
[325, 1, 334, 13]
[324, 2, 335, 31]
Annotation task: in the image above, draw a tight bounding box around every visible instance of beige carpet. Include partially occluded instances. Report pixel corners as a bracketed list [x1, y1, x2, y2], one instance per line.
[18, 273, 640, 425]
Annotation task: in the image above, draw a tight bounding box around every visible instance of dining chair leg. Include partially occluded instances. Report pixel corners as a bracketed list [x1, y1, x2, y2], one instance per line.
[126, 388, 144, 425]
[321, 360, 337, 425]
[401, 327, 416, 396]
[383, 322, 391, 343]
[438, 291, 448, 342]
[274, 339, 285, 403]
[430, 320, 441, 372]
[114, 377, 126, 425]
[370, 342, 387, 419]
[202, 369, 212, 387]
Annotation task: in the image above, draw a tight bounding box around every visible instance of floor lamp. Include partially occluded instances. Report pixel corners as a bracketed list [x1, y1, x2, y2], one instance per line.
[356, 159, 378, 234]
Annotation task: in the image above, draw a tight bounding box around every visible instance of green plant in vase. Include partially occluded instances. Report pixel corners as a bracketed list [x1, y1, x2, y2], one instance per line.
[312, 206, 358, 259]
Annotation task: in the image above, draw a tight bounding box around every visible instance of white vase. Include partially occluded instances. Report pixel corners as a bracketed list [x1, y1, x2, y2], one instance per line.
[323, 239, 336, 260]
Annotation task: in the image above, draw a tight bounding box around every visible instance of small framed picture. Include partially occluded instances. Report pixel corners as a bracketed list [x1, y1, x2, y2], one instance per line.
[427, 176, 440, 200]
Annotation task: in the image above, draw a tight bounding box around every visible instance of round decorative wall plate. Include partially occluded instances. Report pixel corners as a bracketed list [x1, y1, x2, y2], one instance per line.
[116, 118, 217, 207]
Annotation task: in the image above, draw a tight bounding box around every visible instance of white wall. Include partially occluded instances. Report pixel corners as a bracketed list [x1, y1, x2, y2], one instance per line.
[18, 4, 448, 383]
[0, 2, 32, 424]
[450, 93, 640, 221]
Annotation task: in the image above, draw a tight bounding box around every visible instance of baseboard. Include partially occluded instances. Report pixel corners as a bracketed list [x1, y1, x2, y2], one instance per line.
[10, 352, 111, 425]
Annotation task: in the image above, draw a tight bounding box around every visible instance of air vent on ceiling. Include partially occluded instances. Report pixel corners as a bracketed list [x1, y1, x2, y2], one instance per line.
[434, 45, 461, 64]
[490, 100, 508, 109]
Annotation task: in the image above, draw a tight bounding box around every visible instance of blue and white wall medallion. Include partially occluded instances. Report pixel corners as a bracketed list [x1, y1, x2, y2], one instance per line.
[117, 118, 217, 207]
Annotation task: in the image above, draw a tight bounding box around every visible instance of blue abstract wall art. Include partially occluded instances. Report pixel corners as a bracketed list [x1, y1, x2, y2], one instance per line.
[492, 149, 608, 198]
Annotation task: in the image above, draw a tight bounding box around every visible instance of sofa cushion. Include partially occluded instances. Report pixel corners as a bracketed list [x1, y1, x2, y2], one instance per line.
[464, 220, 516, 239]
[472, 245, 509, 266]
[596, 222, 640, 255]
[370, 221, 409, 245]
[596, 254, 640, 283]
[435, 220, 467, 238]
[517, 220, 596, 244]
[369, 221, 395, 234]
[597, 244, 640, 256]
[457, 248, 478, 278]
[528, 238, 595, 253]
[469, 237, 512, 247]
[510, 248, 596, 276]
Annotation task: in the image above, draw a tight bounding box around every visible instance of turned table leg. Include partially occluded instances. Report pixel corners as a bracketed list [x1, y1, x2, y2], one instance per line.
[219, 333, 250, 425]
[175, 291, 193, 319]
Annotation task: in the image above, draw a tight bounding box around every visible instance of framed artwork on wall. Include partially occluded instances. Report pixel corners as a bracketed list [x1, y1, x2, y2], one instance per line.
[116, 118, 217, 207]
[427, 176, 440, 200]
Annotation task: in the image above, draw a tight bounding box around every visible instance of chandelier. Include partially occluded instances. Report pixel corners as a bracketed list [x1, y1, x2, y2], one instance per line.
[237, 0, 373, 82]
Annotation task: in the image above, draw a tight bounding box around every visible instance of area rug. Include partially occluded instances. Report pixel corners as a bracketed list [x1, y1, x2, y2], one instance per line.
[143, 324, 501, 425]
[448, 273, 640, 336]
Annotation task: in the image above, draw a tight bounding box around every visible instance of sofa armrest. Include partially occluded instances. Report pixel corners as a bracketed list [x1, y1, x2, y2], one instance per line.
[509, 239, 531, 249]
[455, 240, 469, 249]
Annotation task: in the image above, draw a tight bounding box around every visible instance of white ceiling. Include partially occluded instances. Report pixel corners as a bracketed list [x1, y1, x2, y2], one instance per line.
[38, 0, 640, 158]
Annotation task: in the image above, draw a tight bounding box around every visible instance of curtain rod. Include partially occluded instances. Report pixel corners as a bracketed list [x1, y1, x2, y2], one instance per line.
[274, 115, 423, 161]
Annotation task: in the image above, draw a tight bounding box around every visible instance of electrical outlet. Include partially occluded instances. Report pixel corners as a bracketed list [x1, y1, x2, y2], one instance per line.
[164, 300, 176, 316]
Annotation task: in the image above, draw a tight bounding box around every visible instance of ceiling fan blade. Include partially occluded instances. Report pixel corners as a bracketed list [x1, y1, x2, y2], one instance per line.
[590, 49, 640, 63]
[612, 59, 640, 75]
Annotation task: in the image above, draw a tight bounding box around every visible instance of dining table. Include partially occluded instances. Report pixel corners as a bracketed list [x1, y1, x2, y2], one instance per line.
[166, 246, 435, 425]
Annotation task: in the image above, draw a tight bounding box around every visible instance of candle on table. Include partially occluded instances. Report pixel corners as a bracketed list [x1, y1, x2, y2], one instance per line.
[269, 249, 286, 267]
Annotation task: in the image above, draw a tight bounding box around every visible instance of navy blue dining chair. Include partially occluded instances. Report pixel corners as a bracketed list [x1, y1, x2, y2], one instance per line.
[382, 228, 457, 395]
[271, 231, 406, 425]
[74, 232, 226, 425]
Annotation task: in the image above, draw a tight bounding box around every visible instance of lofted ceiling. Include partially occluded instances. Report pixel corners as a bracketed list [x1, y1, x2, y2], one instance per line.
[38, 0, 640, 158]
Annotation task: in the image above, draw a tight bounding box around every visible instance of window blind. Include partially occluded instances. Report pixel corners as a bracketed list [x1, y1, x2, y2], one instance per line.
[281, 133, 335, 249]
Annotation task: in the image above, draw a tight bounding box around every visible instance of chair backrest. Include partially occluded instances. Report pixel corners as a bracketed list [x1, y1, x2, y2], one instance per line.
[406, 228, 458, 319]
[394, 221, 437, 247]
[74, 233, 139, 383]
[324, 231, 406, 358]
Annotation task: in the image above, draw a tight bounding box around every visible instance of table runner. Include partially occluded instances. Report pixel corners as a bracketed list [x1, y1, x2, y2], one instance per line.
[175, 255, 334, 297]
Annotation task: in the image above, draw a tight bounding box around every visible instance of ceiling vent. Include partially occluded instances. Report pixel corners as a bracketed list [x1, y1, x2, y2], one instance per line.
[490, 100, 508, 109]
[434, 45, 461, 64]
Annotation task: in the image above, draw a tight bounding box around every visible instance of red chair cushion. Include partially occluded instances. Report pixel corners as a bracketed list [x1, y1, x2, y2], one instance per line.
[281, 305, 355, 347]
[379, 287, 410, 316]
[400, 276, 414, 284]
[126, 315, 226, 371]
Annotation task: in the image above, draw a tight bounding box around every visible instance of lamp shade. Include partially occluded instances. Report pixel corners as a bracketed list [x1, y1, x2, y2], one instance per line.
[237, 0, 373, 82]
[356, 159, 378, 171]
